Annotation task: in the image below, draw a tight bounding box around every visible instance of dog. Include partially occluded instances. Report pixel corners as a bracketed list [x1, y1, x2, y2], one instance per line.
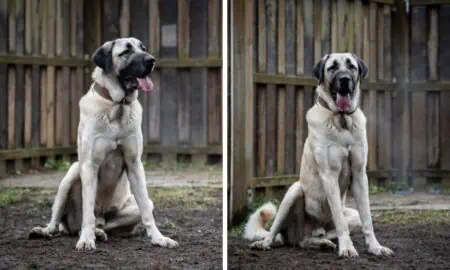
[29, 37, 179, 250]
[246, 53, 393, 257]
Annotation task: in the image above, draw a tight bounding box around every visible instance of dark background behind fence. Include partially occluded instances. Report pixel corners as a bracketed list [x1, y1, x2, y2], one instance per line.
[0, 0, 223, 176]
[231, 0, 450, 224]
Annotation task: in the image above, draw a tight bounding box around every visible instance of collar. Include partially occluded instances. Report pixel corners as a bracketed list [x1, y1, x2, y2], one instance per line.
[92, 82, 132, 105]
[316, 96, 357, 115]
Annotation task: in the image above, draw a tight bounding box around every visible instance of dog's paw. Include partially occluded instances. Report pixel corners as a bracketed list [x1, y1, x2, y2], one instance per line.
[76, 230, 96, 251]
[368, 245, 394, 256]
[312, 228, 326, 238]
[339, 246, 359, 258]
[320, 239, 337, 250]
[29, 225, 57, 239]
[151, 236, 179, 249]
[249, 238, 272, 250]
[95, 228, 108, 242]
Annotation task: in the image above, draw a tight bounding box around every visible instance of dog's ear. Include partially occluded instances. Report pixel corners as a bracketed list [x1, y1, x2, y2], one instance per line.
[352, 54, 368, 79]
[91, 41, 115, 73]
[312, 54, 329, 84]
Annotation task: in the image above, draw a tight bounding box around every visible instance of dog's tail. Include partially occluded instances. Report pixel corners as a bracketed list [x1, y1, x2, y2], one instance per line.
[243, 202, 278, 241]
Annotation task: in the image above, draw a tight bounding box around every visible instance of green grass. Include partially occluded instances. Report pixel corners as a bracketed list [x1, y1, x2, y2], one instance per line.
[148, 187, 220, 209]
[0, 188, 55, 207]
[143, 160, 222, 174]
[375, 210, 450, 225]
[369, 184, 386, 195]
[44, 159, 71, 171]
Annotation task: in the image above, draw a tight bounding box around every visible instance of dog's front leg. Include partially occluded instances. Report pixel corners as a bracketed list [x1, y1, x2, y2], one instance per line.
[76, 160, 100, 251]
[319, 146, 358, 257]
[351, 145, 394, 256]
[250, 181, 303, 250]
[123, 134, 179, 248]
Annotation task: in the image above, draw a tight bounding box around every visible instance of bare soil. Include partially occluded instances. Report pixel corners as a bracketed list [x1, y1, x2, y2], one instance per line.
[229, 221, 450, 270]
[0, 189, 222, 270]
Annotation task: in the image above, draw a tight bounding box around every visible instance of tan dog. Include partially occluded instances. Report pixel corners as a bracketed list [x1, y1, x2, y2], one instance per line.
[29, 38, 178, 250]
[246, 53, 393, 257]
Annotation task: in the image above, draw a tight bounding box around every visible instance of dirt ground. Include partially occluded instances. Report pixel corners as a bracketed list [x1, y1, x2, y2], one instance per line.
[0, 188, 222, 270]
[229, 212, 450, 270]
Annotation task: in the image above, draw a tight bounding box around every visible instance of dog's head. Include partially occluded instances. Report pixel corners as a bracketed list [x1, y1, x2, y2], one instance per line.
[313, 53, 368, 113]
[92, 37, 155, 93]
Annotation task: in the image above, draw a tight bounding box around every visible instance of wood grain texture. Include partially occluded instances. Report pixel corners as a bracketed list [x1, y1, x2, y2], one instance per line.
[321, 0, 331, 56]
[266, 0, 276, 74]
[0, 1, 8, 152]
[266, 84, 277, 176]
[207, 68, 221, 145]
[208, 0, 220, 58]
[367, 2, 377, 172]
[295, 88, 304, 174]
[277, 87, 286, 174]
[46, 0, 55, 148]
[383, 5, 392, 179]
[149, 71, 161, 143]
[296, 0, 304, 75]
[277, 0, 285, 74]
[103, 0, 120, 42]
[285, 0, 295, 75]
[440, 5, 450, 185]
[120, 0, 130, 37]
[178, 0, 189, 59]
[257, 86, 266, 177]
[410, 6, 427, 188]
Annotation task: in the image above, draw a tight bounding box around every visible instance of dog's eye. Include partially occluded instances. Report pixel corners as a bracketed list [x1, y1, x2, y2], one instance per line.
[348, 64, 356, 70]
[140, 44, 146, 51]
[119, 49, 131, 57]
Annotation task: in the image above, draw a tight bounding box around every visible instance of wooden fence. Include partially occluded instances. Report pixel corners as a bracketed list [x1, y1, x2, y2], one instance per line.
[231, 0, 450, 224]
[0, 0, 222, 176]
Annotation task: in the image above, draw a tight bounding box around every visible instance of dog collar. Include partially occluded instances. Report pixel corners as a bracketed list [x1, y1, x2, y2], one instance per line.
[316, 96, 357, 115]
[93, 82, 132, 105]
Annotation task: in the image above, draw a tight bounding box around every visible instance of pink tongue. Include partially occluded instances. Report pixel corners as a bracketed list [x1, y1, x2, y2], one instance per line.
[136, 77, 154, 92]
[336, 94, 351, 111]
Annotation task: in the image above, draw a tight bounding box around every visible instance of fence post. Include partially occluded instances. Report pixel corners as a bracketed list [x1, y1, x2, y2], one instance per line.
[393, 0, 410, 187]
[231, 0, 253, 225]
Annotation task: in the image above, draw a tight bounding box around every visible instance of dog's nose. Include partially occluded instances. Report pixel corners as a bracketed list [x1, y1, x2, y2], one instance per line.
[144, 56, 156, 68]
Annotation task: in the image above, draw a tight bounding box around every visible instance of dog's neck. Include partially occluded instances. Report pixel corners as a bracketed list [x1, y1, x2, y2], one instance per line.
[91, 67, 138, 104]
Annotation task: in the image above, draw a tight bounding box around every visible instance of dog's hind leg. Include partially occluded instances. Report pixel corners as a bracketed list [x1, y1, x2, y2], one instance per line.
[103, 198, 141, 232]
[324, 207, 361, 240]
[250, 182, 304, 250]
[30, 162, 80, 239]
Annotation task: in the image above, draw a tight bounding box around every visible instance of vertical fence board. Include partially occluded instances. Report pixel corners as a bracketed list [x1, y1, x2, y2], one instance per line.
[313, 0, 321, 63]
[257, 86, 266, 177]
[131, 0, 150, 145]
[7, 0, 16, 170]
[440, 5, 450, 186]
[354, 0, 363, 58]
[376, 5, 385, 173]
[427, 7, 439, 169]
[0, 1, 7, 174]
[383, 5, 392, 183]
[208, 0, 220, 58]
[410, 6, 427, 189]
[103, 0, 119, 42]
[321, 0, 330, 56]
[46, 0, 55, 149]
[149, 0, 160, 58]
[190, 0, 208, 149]
[277, 87, 286, 174]
[258, 0, 266, 72]
[24, 0, 31, 149]
[278, 0, 285, 74]
[148, 0, 160, 143]
[120, 0, 130, 37]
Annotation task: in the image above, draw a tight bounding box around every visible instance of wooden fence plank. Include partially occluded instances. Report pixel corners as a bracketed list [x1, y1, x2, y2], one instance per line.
[46, 0, 55, 149]
[277, 87, 286, 174]
[103, 0, 119, 42]
[354, 0, 363, 57]
[208, 0, 220, 58]
[337, 0, 346, 52]
[149, 70, 161, 143]
[207, 68, 221, 145]
[313, 0, 321, 63]
[321, 0, 331, 55]
[367, 2, 377, 173]
[24, 0, 31, 149]
[278, 0, 285, 74]
[428, 7, 440, 169]
[266, 84, 277, 176]
[346, 0, 354, 53]
[295, 88, 304, 174]
[149, 0, 160, 58]
[131, 0, 150, 145]
[190, 0, 208, 151]
[257, 86, 266, 177]
[383, 4, 392, 184]
[296, 0, 304, 75]
[178, 70, 190, 144]
[120, 0, 130, 37]
[0, 1, 7, 175]
[376, 4, 385, 174]
[410, 6, 427, 189]
[440, 5, 450, 187]
[331, 0, 337, 52]
[178, 0, 189, 60]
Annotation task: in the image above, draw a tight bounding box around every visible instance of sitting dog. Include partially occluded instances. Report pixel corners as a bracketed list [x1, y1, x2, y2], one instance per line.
[246, 53, 393, 257]
[29, 37, 179, 250]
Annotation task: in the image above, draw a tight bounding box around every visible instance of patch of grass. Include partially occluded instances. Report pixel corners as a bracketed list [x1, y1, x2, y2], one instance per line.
[143, 160, 221, 174]
[148, 187, 220, 209]
[375, 210, 450, 225]
[0, 188, 55, 207]
[369, 184, 386, 195]
[44, 159, 71, 171]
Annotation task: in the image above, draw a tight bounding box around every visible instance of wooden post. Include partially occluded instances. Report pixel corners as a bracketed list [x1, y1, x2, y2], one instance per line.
[231, 0, 253, 225]
[393, 0, 410, 187]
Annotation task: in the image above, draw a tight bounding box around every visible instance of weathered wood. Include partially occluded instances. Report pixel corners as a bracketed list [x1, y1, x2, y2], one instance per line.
[160, 68, 178, 146]
[383, 5, 392, 185]
[257, 0, 266, 72]
[278, 0, 285, 74]
[346, 0, 354, 53]
[15, 0, 25, 154]
[376, 6, 385, 172]
[159, 0, 177, 58]
[102, 0, 120, 41]
[321, 0, 331, 56]
[0, 0, 7, 175]
[131, 0, 149, 144]
[427, 7, 440, 168]
[177, 0, 189, 59]
[410, 6, 427, 189]
[284, 85, 295, 175]
[354, 0, 363, 58]
[149, 0, 160, 57]
[336, 0, 346, 52]
[296, 0, 304, 75]
[149, 70, 161, 143]
[266, 0, 276, 74]
[331, 0, 337, 52]
[257, 86, 266, 177]
[295, 88, 304, 174]
[266, 84, 277, 176]
[46, 0, 55, 148]
[285, 0, 295, 75]
[277, 87, 286, 174]
[208, 0, 220, 58]
[178, 69, 190, 143]
[120, 0, 130, 37]
[440, 5, 450, 186]
[367, 2, 377, 172]
[190, 0, 208, 147]
[303, 0, 313, 76]
[207, 68, 221, 145]
[231, 0, 253, 224]
[24, 0, 31, 150]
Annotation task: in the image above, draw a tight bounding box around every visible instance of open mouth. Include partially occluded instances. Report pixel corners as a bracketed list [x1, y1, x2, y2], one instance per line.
[335, 93, 351, 112]
[123, 76, 154, 92]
